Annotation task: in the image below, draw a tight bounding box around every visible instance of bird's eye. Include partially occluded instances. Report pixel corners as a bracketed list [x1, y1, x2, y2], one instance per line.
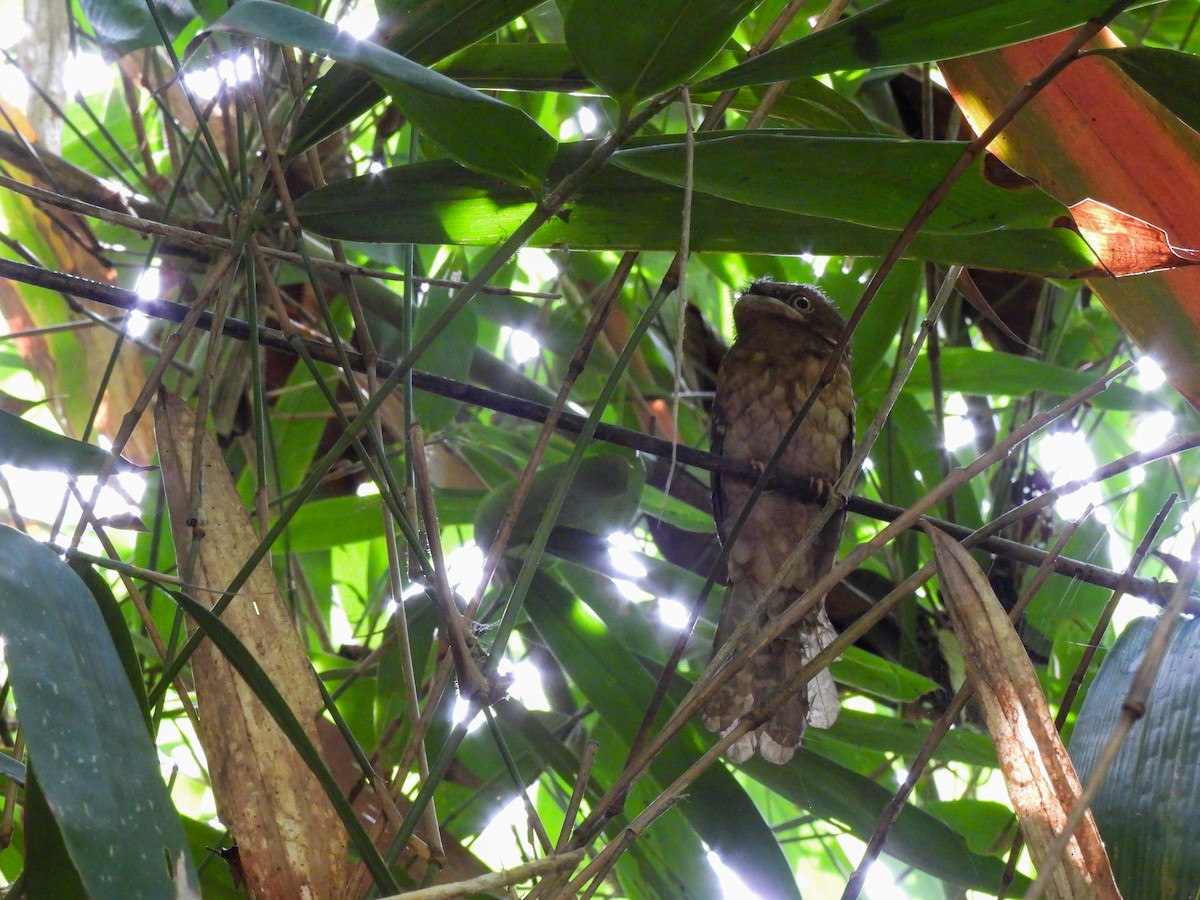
[789, 293, 812, 311]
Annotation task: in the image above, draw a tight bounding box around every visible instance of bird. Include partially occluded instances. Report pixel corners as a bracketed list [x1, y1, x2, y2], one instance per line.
[702, 279, 855, 764]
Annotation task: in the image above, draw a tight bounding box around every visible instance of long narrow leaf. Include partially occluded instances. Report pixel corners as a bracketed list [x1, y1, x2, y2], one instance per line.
[0, 527, 197, 898]
[699, 0, 1150, 91]
[206, 0, 555, 187]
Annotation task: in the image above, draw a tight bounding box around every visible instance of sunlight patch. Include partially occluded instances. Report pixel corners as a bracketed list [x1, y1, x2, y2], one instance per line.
[446, 541, 485, 597]
[658, 597, 689, 630]
[452, 695, 484, 732]
[942, 393, 976, 452]
[509, 658, 549, 712]
[513, 248, 559, 292]
[705, 848, 754, 899]
[500, 325, 541, 365]
[337, 6, 378, 39]
[1038, 429, 1101, 521]
[1133, 411, 1174, 453]
[64, 52, 112, 98]
[184, 53, 255, 101]
[1135, 354, 1165, 391]
[612, 578, 648, 602]
[607, 531, 648, 579]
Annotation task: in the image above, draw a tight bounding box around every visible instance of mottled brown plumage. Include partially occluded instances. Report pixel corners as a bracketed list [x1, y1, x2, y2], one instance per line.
[703, 280, 854, 764]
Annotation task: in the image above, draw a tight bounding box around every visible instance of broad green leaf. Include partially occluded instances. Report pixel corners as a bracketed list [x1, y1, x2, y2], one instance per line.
[295, 150, 1104, 277]
[24, 771, 88, 899]
[293, 0, 540, 152]
[475, 454, 644, 549]
[69, 561, 152, 730]
[925, 799, 1018, 857]
[207, 0, 555, 187]
[903, 347, 1153, 411]
[527, 570, 802, 900]
[845, 259, 920, 390]
[412, 287, 478, 433]
[612, 134, 1070, 236]
[0, 410, 143, 474]
[745, 752, 1033, 895]
[1089, 47, 1200, 136]
[1070, 616, 1200, 900]
[817, 709, 997, 768]
[699, 0, 1150, 91]
[831, 646, 938, 702]
[0, 527, 197, 898]
[562, 0, 758, 108]
[437, 43, 589, 91]
[80, 0, 196, 54]
[640, 484, 716, 533]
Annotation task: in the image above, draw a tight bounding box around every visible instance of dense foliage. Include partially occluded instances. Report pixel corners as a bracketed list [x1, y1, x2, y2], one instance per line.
[0, 0, 1198, 897]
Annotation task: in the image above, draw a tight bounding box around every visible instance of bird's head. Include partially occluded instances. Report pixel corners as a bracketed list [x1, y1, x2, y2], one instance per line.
[733, 279, 847, 349]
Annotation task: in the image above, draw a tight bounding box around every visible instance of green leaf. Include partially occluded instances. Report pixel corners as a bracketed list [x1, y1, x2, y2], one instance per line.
[80, 0, 196, 55]
[831, 646, 939, 702]
[0, 410, 144, 474]
[925, 799, 1018, 857]
[0, 527, 197, 898]
[1089, 47, 1200, 136]
[475, 455, 644, 550]
[818, 709, 997, 768]
[745, 751, 1032, 895]
[293, 0, 541, 152]
[700, 0, 1149, 91]
[437, 43, 589, 91]
[295, 147, 1103, 277]
[526, 570, 802, 900]
[847, 259, 921, 390]
[206, 0, 555, 187]
[1069, 616, 1200, 900]
[640, 485, 716, 533]
[24, 770, 88, 899]
[903, 348, 1154, 411]
[413, 287, 478, 433]
[69, 561, 152, 731]
[562, 0, 758, 107]
[612, 134, 1070, 235]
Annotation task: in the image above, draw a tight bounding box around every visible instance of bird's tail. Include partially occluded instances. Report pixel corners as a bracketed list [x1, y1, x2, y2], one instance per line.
[702, 584, 840, 764]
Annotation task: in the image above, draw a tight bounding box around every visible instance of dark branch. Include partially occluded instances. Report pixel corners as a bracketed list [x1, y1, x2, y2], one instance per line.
[0, 257, 1175, 601]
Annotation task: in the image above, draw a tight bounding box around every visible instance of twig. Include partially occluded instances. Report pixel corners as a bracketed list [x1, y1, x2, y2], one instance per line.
[571, 361, 1133, 847]
[1023, 535, 1200, 900]
[997, 492, 1177, 895]
[5, 250, 1181, 601]
[0, 172, 559, 298]
[409, 423, 492, 701]
[842, 508, 1091, 899]
[377, 849, 584, 900]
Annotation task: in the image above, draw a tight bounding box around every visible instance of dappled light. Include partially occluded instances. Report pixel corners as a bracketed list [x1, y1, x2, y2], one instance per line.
[0, 1, 1195, 898]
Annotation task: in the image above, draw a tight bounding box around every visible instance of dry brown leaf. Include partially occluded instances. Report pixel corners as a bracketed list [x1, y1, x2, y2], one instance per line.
[1069, 199, 1200, 276]
[155, 388, 349, 899]
[923, 524, 1120, 900]
[942, 29, 1200, 409]
[0, 101, 155, 463]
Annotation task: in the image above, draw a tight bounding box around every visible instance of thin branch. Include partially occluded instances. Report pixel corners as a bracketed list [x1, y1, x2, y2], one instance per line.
[998, 491, 1177, 896]
[377, 849, 584, 900]
[1024, 537, 1200, 900]
[842, 508, 1091, 899]
[571, 361, 1134, 848]
[0, 171, 559, 298]
[1, 255, 1182, 601]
